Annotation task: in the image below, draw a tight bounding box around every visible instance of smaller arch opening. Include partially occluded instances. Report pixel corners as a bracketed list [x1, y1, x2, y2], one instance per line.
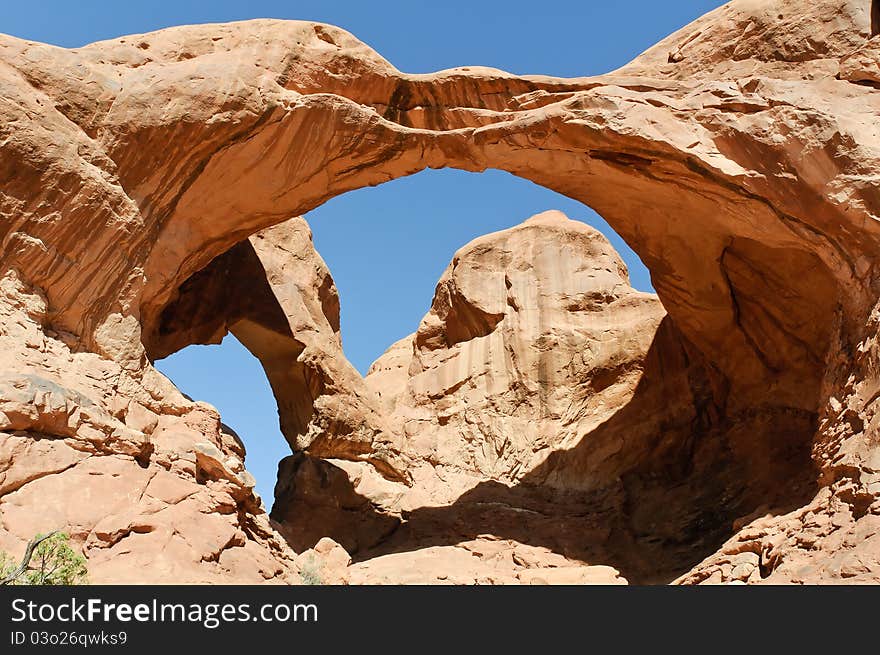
[872, 0, 880, 36]
[155, 335, 289, 506]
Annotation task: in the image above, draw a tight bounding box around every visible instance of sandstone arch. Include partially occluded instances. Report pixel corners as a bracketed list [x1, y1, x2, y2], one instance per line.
[3, 0, 880, 582]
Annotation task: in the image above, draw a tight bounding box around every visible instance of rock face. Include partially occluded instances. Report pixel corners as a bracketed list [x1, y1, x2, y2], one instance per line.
[272, 210, 813, 584]
[0, 272, 295, 583]
[369, 210, 664, 491]
[2, 0, 880, 583]
[272, 211, 669, 583]
[272, 212, 666, 579]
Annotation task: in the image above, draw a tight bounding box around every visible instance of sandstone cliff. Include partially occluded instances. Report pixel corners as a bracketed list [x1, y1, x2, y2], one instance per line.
[2, 0, 880, 583]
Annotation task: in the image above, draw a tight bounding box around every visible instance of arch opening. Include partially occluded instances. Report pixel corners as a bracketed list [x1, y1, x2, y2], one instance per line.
[304, 168, 654, 373]
[154, 335, 290, 505]
[146, 169, 657, 511]
[143, 166, 838, 583]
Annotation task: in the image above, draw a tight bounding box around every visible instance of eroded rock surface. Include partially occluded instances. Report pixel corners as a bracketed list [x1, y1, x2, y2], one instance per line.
[2, 0, 880, 583]
[370, 210, 664, 490]
[273, 211, 815, 584]
[0, 269, 295, 583]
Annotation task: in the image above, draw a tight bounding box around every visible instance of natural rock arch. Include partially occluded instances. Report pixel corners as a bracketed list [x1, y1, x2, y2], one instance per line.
[2, 0, 880, 582]
[113, 1, 872, 481]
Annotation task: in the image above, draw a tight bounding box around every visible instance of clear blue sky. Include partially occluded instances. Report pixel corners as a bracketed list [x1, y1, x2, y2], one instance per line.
[5, 1, 725, 505]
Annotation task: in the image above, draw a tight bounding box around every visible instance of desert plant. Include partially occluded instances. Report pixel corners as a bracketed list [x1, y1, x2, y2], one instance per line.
[0, 531, 88, 585]
[298, 555, 325, 585]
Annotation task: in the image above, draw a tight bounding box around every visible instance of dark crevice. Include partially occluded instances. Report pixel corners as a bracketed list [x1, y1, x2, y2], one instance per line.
[850, 77, 880, 89]
[872, 0, 880, 37]
[719, 245, 780, 375]
[589, 149, 655, 169]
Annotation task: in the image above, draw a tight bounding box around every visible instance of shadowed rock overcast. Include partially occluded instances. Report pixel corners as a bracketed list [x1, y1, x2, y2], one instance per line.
[3, 0, 880, 584]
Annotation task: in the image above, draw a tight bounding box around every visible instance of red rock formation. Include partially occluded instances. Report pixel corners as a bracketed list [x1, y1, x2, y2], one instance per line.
[2, 0, 880, 583]
[367, 210, 666, 492]
[272, 210, 815, 584]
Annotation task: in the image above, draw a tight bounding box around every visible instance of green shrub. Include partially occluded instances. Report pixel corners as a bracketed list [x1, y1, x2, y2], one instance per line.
[0, 532, 88, 585]
[298, 555, 325, 585]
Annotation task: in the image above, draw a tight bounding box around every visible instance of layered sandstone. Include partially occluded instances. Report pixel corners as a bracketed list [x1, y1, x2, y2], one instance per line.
[1, 0, 880, 583]
[272, 212, 665, 576]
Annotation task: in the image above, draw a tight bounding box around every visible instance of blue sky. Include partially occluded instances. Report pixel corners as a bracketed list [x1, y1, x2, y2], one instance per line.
[6, 1, 725, 504]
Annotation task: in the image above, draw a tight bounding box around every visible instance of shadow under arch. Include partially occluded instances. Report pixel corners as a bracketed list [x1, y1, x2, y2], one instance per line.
[272, 313, 820, 584]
